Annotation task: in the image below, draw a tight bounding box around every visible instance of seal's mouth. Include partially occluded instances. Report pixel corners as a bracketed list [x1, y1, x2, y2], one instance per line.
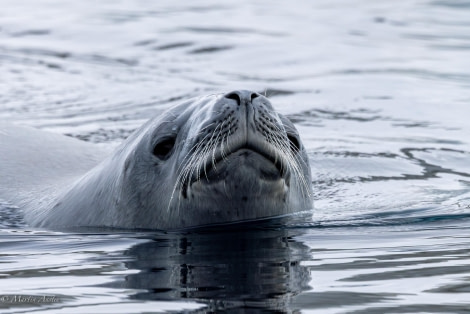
[209, 143, 286, 176]
[181, 143, 289, 197]
[218, 146, 285, 174]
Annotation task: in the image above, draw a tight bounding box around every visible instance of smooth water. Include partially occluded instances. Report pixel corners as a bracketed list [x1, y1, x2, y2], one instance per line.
[1, 0, 470, 312]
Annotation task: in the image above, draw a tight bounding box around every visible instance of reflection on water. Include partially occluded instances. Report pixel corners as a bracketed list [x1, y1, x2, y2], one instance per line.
[2, 225, 470, 313]
[1, 0, 470, 312]
[0, 227, 314, 313]
[123, 229, 311, 312]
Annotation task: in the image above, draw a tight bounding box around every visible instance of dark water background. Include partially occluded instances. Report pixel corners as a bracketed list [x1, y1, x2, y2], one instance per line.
[1, 0, 470, 312]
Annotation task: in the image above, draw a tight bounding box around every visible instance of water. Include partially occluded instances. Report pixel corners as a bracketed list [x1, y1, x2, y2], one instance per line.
[1, 0, 470, 312]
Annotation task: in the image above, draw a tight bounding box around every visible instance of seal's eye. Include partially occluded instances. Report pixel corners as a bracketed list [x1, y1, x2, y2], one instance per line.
[153, 136, 176, 160]
[287, 134, 301, 152]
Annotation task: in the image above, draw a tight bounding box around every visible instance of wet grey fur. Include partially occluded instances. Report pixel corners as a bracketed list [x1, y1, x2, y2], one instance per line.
[0, 91, 313, 230]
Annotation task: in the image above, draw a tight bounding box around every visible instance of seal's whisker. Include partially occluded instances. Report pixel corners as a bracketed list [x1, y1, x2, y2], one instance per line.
[210, 120, 227, 172]
[186, 128, 219, 186]
[176, 122, 216, 149]
[185, 137, 211, 184]
[175, 132, 211, 178]
[167, 131, 214, 211]
[263, 129, 311, 199]
[198, 121, 224, 181]
[200, 139, 215, 182]
[219, 120, 230, 163]
[260, 120, 311, 197]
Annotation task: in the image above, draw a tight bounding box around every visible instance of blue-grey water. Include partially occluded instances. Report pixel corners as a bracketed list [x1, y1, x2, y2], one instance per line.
[1, 0, 470, 312]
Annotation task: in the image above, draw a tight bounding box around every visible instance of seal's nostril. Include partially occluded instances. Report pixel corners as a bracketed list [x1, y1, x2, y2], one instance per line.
[224, 90, 260, 106]
[226, 92, 241, 106]
[251, 93, 260, 101]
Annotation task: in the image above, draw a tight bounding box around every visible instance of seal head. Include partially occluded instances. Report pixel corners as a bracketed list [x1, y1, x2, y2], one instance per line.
[35, 90, 313, 229]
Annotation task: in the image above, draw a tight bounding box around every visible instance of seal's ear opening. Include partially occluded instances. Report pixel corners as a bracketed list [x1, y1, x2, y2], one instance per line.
[153, 136, 176, 160]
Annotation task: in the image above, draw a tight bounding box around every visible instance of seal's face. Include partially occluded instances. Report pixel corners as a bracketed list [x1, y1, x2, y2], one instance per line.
[126, 90, 312, 229]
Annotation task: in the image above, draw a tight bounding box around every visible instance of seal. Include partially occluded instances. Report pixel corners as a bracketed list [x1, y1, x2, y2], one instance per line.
[0, 90, 313, 230]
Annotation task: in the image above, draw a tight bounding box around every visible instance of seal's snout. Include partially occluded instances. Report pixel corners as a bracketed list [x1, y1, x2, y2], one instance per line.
[168, 90, 312, 225]
[183, 90, 302, 191]
[224, 90, 261, 106]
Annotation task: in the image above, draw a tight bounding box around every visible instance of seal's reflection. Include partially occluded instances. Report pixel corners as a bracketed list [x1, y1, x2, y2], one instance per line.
[123, 227, 312, 312]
